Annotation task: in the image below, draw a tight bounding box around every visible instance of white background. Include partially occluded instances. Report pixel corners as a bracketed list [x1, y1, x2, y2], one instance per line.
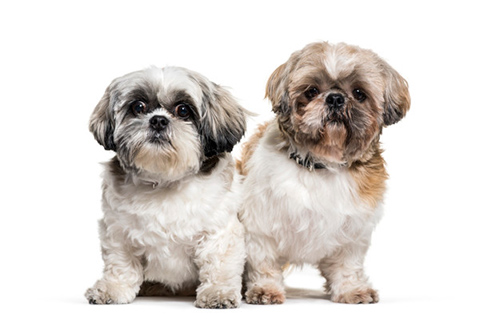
[1, 0, 499, 331]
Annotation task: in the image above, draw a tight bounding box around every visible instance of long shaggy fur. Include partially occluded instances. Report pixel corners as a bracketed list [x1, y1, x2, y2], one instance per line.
[85, 66, 248, 308]
[239, 42, 410, 304]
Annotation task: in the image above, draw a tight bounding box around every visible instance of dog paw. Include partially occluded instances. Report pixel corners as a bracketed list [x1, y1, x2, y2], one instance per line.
[85, 280, 136, 305]
[195, 289, 241, 309]
[85, 287, 115, 305]
[333, 288, 379, 304]
[245, 285, 285, 305]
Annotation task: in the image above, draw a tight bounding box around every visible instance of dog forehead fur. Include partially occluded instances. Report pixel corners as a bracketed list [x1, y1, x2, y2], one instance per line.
[112, 66, 205, 111]
[279, 42, 390, 110]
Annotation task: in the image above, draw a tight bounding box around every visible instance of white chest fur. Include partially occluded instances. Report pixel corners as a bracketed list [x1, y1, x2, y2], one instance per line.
[240, 125, 383, 264]
[100, 157, 240, 287]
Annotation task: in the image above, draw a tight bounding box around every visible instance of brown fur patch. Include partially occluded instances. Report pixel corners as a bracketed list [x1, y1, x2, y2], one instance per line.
[333, 287, 379, 304]
[245, 285, 285, 305]
[348, 143, 388, 208]
[236, 122, 269, 176]
[309, 122, 347, 163]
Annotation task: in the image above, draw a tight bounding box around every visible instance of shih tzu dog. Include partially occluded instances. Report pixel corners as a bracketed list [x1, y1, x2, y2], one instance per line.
[238, 42, 410, 304]
[85, 66, 248, 308]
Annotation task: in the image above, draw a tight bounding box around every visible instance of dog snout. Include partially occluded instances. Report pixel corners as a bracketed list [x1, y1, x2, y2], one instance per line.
[149, 115, 169, 131]
[326, 93, 345, 110]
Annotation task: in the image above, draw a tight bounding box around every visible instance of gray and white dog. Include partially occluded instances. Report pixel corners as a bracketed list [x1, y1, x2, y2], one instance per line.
[85, 66, 248, 308]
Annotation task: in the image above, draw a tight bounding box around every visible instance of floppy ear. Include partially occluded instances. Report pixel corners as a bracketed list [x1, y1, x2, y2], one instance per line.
[89, 86, 116, 151]
[199, 83, 248, 158]
[265, 63, 290, 114]
[382, 63, 411, 126]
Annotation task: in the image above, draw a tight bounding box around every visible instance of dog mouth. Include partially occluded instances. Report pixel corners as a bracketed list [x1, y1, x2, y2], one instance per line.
[326, 105, 350, 123]
[148, 132, 169, 145]
[327, 115, 344, 125]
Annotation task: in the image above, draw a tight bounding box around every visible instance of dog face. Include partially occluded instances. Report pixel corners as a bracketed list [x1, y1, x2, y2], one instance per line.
[266, 42, 410, 164]
[89, 66, 247, 179]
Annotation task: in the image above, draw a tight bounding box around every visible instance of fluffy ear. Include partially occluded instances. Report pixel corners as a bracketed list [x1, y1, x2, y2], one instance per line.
[382, 63, 411, 126]
[199, 83, 248, 158]
[89, 86, 116, 151]
[265, 63, 290, 114]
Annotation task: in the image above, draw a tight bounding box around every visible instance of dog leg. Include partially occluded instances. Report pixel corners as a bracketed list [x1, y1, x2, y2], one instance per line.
[194, 220, 245, 309]
[85, 221, 143, 304]
[244, 232, 286, 305]
[319, 242, 378, 304]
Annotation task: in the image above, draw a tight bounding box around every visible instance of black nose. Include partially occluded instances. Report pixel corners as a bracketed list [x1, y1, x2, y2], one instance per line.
[326, 93, 345, 110]
[149, 115, 169, 131]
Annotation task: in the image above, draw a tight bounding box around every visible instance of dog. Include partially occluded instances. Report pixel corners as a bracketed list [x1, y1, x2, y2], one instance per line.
[85, 66, 248, 308]
[238, 42, 411, 304]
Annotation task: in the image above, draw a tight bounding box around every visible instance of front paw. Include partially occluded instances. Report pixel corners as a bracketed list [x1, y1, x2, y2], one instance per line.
[245, 285, 285, 305]
[85, 286, 115, 305]
[85, 280, 136, 305]
[333, 287, 379, 304]
[195, 288, 241, 309]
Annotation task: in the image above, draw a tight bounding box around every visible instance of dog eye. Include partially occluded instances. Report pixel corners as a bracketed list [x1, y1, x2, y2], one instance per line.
[305, 87, 320, 100]
[131, 101, 147, 114]
[352, 89, 367, 102]
[175, 104, 191, 118]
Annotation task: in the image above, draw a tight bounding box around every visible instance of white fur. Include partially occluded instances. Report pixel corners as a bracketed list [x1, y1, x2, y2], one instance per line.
[240, 121, 382, 303]
[86, 155, 245, 307]
[86, 66, 248, 308]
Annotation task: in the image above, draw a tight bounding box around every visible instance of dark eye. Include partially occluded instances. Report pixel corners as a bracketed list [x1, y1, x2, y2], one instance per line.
[175, 103, 191, 118]
[352, 89, 367, 102]
[305, 87, 320, 100]
[131, 100, 147, 114]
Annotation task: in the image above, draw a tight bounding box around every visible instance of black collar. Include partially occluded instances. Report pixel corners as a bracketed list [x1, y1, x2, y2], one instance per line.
[289, 152, 326, 171]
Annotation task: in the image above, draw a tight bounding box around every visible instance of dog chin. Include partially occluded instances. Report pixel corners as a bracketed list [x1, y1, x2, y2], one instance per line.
[134, 139, 201, 178]
[295, 114, 348, 164]
[307, 138, 345, 164]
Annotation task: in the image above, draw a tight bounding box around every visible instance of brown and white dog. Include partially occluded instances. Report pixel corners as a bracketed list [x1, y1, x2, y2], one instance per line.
[238, 42, 410, 304]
